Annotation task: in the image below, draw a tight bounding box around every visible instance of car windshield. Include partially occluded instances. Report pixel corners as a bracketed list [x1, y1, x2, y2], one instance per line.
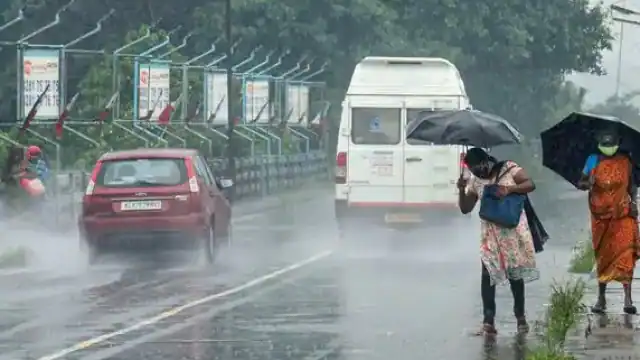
[95, 158, 188, 187]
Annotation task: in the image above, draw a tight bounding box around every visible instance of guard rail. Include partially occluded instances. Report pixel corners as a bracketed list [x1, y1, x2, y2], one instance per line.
[44, 151, 329, 229]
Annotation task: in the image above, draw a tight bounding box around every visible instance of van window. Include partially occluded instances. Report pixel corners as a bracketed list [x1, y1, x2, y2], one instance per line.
[406, 109, 447, 145]
[96, 158, 187, 187]
[351, 108, 400, 145]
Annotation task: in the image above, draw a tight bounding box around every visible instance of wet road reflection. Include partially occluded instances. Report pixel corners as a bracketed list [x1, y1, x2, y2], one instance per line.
[0, 190, 590, 360]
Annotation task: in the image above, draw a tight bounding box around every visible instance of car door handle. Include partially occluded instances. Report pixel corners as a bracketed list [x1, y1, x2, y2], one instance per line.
[406, 157, 422, 162]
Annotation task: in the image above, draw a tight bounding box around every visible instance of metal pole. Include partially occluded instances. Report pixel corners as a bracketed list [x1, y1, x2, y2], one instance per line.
[226, 0, 236, 195]
[300, 61, 328, 81]
[616, 22, 624, 98]
[0, 8, 23, 34]
[112, 121, 149, 147]
[289, 62, 312, 80]
[184, 125, 213, 156]
[275, 59, 305, 126]
[245, 50, 275, 74]
[18, 0, 75, 43]
[182, 44, 218, 120]
[112, 28, 153, 119]
[239, 125, 271, 154]
[61, 9, 114, 115]
[157, 32, 193, 59]
[139, 26, 181, 57]
[205, 41, 239, 68]
[257, 50, 288, 76]
[288, 126, 309, 153]
[232, 46, 262, 72]
[278, 55, 308, 78]
[65, 9, 115, 48]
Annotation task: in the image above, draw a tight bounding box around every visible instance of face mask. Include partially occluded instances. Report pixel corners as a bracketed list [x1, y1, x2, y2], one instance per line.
[470, 162, 491, 178]
[598, 145, 618, 156]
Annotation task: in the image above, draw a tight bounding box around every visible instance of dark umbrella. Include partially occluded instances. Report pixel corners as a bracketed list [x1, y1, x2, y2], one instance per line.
[406, 109, 522, 147]
[540, 112, 640, 187]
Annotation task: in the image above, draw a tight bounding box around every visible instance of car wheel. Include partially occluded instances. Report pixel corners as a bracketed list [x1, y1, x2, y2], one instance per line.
[203, 227, 217, 265]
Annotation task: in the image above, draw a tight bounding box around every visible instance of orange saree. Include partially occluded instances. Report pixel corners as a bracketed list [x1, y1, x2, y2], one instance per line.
[589, 154, 640, 284]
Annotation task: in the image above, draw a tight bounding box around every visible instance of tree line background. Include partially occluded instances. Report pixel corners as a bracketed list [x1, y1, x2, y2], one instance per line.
[0, 0, 638, 176]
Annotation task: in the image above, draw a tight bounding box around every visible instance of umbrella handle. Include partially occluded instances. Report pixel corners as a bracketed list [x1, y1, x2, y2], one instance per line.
[459, 145, 469, 175]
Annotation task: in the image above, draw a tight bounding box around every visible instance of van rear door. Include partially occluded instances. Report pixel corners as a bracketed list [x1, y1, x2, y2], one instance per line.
[347, 106, 404, 205]
[403, 108, 460, 205]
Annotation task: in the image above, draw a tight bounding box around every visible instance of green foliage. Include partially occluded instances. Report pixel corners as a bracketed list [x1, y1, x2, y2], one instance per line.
[0, 245, 29, 269]
[526, 278, 587, 360]
[0, 0, 614, 168]
[589, 92, 640, 127]
[569, 236, 595, 274]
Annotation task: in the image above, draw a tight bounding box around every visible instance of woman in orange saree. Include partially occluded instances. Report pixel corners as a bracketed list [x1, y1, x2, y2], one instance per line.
[578, 127, 640, 314]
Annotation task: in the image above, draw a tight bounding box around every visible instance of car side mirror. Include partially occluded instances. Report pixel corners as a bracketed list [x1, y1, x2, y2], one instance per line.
[219, 178, 234, 189]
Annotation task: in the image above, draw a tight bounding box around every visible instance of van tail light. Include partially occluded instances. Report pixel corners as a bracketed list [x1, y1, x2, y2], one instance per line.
[336, 152, 347, 184]
[85, 160, 102, 196]
[185, 157, 199, 193]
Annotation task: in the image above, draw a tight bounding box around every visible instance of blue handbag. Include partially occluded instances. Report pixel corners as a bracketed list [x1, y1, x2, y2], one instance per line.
[478, 164, 525, 228]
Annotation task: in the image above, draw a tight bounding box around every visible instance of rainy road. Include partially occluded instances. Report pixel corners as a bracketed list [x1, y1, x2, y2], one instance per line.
[0, 188, 586, 360]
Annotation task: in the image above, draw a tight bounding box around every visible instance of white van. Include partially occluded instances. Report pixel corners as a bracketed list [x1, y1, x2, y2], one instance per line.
[334, 56, 470, 225]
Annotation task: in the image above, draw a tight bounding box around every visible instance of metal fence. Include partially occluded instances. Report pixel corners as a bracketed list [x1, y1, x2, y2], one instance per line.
[0, 5, 335, 230]
[0, 5, 333, 174]
[47, 151, 328, 230]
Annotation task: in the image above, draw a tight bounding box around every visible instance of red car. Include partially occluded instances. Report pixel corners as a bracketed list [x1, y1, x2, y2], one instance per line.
[78, 148, 233, 264]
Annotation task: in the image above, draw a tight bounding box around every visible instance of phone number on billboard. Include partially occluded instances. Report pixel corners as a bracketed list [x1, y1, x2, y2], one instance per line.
[24, 79, 58, 108]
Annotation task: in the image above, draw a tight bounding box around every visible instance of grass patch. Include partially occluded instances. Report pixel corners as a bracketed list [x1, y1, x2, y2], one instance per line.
[568, 236, 594, 274]
[0, 246, 29, 268]
[526, 278, 587, 360]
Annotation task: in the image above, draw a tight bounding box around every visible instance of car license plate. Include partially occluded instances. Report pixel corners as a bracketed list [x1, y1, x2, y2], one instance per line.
[384, 213, 422, 223]
[120, 200, 162, 211]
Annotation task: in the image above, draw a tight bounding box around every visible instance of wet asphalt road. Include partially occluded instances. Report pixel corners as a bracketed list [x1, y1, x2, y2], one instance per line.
[0, 188, 589, 360]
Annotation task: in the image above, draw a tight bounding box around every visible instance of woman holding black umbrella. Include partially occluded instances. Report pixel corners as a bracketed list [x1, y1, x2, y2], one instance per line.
[576, 127, 639, 314]
[408, 109, 547, 335]
[458, 148, 539, 335]
[541, 112, 640, 314]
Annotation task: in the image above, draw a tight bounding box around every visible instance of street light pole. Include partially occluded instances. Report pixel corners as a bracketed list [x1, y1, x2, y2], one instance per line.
[616, 22, 623, 98]
[611, 3, 640, 98]
[225, 0, 236, 200]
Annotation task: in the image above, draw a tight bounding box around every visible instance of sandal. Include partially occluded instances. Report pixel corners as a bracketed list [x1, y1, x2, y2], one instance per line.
[474, 323, 498, 336]
[623, 305, 637, 315]
[516, 318, 529, 333]
[482, 323, 497, 335]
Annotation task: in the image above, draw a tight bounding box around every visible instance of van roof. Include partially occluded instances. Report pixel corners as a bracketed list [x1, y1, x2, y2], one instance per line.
[99, 148, 200, 161]
[359, 56, 456, 66]
[347, 56, 466, 96]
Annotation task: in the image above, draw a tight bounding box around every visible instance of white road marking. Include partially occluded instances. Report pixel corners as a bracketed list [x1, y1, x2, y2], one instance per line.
[36, 250, 333, 360]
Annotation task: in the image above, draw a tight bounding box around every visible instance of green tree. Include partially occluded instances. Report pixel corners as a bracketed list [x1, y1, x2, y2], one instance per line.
[543, 81, 588, 129]
[0, 0, 613, 168]
[589, 92, 640, 126]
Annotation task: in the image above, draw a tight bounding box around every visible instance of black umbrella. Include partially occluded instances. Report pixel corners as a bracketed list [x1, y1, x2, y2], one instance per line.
[540, 112, 640, 187]
[406, 109, 522, 147]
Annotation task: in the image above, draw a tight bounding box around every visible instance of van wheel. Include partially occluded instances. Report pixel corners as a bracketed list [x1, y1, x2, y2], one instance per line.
[203, 227, 217, 265]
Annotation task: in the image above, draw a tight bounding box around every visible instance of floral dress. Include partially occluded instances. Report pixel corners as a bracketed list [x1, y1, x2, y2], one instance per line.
[467, 161, 539, 285]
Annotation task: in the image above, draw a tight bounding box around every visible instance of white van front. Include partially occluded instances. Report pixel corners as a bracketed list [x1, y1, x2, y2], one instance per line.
[335, 57, 469, 224]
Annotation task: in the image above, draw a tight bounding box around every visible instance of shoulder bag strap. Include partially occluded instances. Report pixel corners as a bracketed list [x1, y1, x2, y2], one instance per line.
[494, 162, 516, 184]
